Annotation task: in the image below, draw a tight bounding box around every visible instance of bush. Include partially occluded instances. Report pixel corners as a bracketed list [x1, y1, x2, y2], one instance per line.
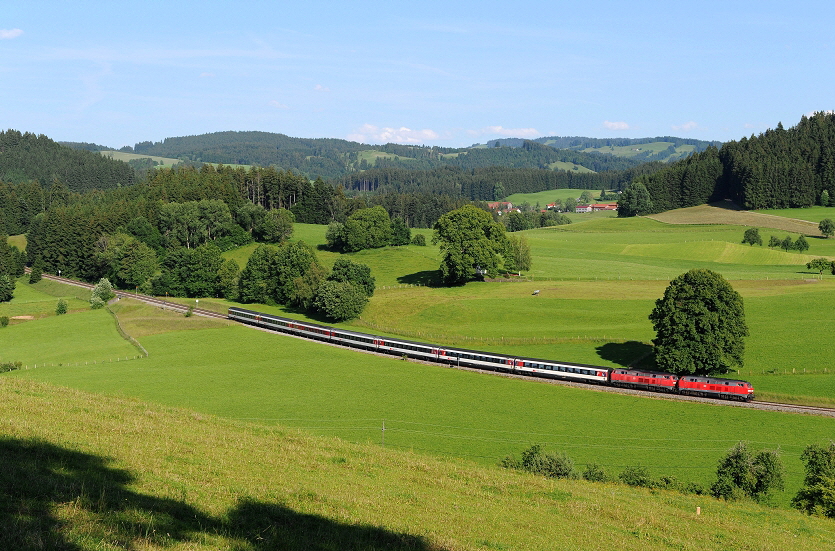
[0, 316, 8, 327]
[582, 463, 609, 482]
[91, 278, 115, 304]
[56, 299, 68, 315]
[619, 465, 655, 488]
[0, 361, 22, 373]
[710, 442, 784, 502]
[89, 296, 105, 310]
[411, 234, 426, 246]
[503, 444, 578, 480]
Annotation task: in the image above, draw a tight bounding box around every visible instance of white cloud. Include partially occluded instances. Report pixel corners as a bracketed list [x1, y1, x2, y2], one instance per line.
[482, 125, 539, 138]
[672, 121, 699, 132]
[314, 84, 330, 92]
[348, 124, 439, 144]
[269, 100, 289, 109]
[199, 72, 215, 78]
[0, 28, 23, 40]
[603, 120, 630, 131]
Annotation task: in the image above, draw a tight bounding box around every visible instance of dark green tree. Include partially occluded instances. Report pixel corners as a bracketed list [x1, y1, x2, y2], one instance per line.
[343, 206, 392, 252]
[313, 280, 369, 321]
[389, 217, 411, 246]
[56, 299, 68, 315]
[0, 274, 15, 302]
[433, 205, 509, 286]
[325, 221, 347, 252]
[254, 208, 294, 244]
[28, 257, 43, 284]
[742, 228, 762, 246]
[807, 258, 832, 276]
[649, 269, 748, 375]
[795, 235, 810, 253]
[793, 443, 835, 517]
[236, 245, 278, 304]
[768, 235, 781, 248]
[617, 181, 654, 217]
[217, 258, 240, 300]
[411, 233, 426, 246]
[820, 218, 835, 238]
[781, 235, 795, 252]
[273, 241, 320, 305]
[710, 442, 783, 502]
[328, 258, 375, 297]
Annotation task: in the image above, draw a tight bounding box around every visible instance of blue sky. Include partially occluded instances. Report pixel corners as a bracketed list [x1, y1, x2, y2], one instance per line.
[2, 1, 833, 149]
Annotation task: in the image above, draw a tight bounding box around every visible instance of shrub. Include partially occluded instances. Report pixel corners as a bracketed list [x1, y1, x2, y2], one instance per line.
[582, 463, 609, 482]
[56, 299, 68, 315]
[0, 361, 22, 373]
[411, 234, 426, 246]
[619, 465, 655, 488]
[504, 444, 578, 480]
[90, 296, 105, 310]
[91, 278, 115, 305]
[0, 316, 8, 327]
[710, 442, 784, 502]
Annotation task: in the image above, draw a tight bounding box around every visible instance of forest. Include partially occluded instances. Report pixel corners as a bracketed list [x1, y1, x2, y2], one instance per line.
[620, 112, 835, 215]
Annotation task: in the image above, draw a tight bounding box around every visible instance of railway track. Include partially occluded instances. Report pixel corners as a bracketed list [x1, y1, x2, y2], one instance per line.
[35, 273, 835, 417]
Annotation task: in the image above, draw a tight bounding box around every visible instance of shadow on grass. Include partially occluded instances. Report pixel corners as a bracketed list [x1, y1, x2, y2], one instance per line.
[396, 270, 442, 287]
[595, 341, 655, 369]
[0, 437, 446, 550]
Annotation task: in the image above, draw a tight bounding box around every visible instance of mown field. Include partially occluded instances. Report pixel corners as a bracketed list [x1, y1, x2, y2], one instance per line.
[6, 302, 835, 511]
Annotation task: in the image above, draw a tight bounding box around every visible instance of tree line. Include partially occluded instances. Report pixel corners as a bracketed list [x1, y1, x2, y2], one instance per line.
[620, 112, 835, 215]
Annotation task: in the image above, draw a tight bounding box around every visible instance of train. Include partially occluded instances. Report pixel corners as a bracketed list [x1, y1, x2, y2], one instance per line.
[228, 307, 755, 402]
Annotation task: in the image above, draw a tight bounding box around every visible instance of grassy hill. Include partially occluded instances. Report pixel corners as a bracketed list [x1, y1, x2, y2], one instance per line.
[4, 376, 834, 550]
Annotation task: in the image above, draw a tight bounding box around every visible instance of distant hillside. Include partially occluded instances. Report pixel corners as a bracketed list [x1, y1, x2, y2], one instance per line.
[0, 130, 135, 192]
[110, 131, 644, 180]
[624, 112, 835, 214]
[486, 136, 722, 163]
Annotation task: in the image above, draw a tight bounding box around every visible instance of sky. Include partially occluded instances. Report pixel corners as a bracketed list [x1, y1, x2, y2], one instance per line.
[2, 1, 834, 149]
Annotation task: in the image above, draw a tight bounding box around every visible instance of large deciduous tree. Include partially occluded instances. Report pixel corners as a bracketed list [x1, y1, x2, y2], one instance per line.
[820, 218, 835, 238]
[649, 269, 748, 375]
[433, 205, 509, 286]
[793, 443, 835, 517]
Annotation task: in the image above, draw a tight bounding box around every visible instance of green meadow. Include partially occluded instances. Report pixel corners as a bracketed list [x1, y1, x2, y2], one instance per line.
[6, 204, 835, 520]
[5, 377, 834, 551]
[505, 188, 614, 205]
[755, 205, 835, 224]
[8, 317, 835, 509]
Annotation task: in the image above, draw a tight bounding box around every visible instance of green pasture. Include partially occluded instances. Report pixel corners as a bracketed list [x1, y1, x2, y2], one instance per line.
[577, 141, 696, 162]
[755, 205, 835, 224]
[100, 150, 182, 168]
[0, 276, 90, 321]
[7, 234, 26, 250]
[356, 149, 418, 165]
[8, 318, 835, 509]
[0, 309, 137, 366]
[547, 161, 595, 173]
[5, 378, 834, 551]
[505, 188, 611, 205]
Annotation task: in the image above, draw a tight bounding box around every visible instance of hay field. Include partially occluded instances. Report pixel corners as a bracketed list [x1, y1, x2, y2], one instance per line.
[647, 204, 822, 235]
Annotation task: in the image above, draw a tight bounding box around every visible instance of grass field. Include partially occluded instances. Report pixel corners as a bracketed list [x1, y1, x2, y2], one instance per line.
[505, 188, 611, 206]
[5, 377, 834, 551]
[755, 205, 835, 224]
[7, 204, 835, 529]
[7, 234, 26, 249]
[576, 141, 696, 162]
[9, 313, 835, 510]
